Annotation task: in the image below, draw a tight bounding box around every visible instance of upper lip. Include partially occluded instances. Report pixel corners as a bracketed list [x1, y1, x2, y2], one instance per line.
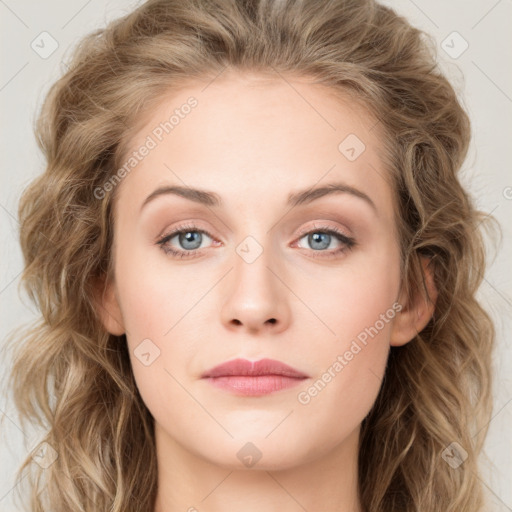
[201, 358, 309, 379]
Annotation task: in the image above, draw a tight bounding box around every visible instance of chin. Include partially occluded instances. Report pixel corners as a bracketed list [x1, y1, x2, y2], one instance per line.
[194, 435, 311, 472]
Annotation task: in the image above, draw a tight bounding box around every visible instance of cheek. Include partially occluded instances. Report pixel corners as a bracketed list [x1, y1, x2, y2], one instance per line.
[293, 317, 393, 458]
[113, 247, 210, 418]
[114, 244, 193, 336]
[291, 243, 401, 349]
[289, 249, 400, 440]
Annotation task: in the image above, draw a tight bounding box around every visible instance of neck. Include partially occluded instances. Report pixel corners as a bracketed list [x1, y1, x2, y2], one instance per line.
[153, 425, 362, 512]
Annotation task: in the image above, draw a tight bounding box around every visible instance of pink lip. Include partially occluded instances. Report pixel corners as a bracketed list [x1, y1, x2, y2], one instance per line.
[201, 358, 309, 396]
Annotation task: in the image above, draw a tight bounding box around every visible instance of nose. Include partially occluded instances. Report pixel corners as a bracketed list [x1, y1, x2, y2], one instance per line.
[220, 241, 291, 335]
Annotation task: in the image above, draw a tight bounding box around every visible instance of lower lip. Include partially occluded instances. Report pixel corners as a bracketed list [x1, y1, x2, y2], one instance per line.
[204, 375, 307, 396]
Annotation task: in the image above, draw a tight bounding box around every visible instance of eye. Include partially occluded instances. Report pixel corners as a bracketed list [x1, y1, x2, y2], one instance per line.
[293, 223, 356, 259]
[156, 222, 356, 260]
[156, 223, 217, 259]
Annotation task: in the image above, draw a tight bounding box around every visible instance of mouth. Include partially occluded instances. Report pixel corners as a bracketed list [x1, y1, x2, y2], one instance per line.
[201, 358, 309, 396]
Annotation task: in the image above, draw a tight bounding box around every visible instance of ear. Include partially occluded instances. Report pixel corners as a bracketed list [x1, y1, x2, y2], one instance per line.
[390, 254, 438, 347]
[92, 274, 126, 336]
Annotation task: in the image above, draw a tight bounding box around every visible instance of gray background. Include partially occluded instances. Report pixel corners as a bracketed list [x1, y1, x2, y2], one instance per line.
[1, 0, 511, 510]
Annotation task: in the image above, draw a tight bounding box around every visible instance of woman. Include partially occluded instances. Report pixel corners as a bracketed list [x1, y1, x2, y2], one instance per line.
[5, 0, 497, 510]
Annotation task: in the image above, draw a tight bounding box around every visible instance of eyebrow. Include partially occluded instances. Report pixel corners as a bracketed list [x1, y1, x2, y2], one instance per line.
[140, 181, 377, 213]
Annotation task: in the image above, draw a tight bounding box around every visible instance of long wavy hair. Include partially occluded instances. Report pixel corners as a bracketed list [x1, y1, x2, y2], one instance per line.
[2, 0, 498, 510]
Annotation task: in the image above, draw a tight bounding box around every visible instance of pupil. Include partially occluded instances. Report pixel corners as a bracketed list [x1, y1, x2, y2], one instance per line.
[310, 232, 329, 250]
[181, 231, 201, 249]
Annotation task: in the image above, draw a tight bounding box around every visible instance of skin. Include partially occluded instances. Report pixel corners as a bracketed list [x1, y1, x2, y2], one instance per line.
[96, 70, 437, 512]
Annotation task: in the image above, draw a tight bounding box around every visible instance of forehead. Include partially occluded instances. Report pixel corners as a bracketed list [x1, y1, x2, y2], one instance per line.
[113, 70, 394, 221]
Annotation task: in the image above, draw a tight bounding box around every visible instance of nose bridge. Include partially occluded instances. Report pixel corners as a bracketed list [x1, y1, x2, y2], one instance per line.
[219, 230, 290, 332]
[234, 233, 274, 291]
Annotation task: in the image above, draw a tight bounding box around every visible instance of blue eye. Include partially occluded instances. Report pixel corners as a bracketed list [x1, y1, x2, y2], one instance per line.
[156, 223, 356, 259]
[157, 223, 214, 258]
[294, 225, 356, 259]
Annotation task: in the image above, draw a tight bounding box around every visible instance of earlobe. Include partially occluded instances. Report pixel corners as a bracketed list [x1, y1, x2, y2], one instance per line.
[92, 275, 126, 336]
[390, 255, 438, 347]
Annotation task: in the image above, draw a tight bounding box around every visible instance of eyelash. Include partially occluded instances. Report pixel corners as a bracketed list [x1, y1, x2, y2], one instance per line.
[156, 222, 356, 260]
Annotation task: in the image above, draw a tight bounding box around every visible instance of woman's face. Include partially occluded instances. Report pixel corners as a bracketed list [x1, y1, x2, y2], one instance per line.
[100, 71, 411, 470]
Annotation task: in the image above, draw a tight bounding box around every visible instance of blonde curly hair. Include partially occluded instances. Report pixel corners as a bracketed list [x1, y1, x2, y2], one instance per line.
[3, 0, 498, 510]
